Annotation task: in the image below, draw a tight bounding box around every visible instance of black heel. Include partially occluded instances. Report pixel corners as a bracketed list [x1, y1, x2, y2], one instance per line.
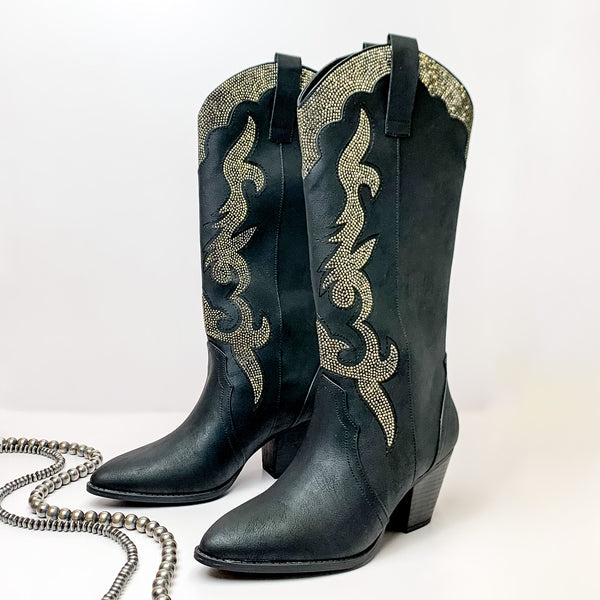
[262, 421, 309, 478]
[388, 453, 452, 533]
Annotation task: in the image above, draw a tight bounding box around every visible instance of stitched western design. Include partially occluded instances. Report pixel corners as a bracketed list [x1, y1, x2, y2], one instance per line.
[317, 108, 398, 446]
[297, 45, 473, 177]
[202, 116, 270, 403]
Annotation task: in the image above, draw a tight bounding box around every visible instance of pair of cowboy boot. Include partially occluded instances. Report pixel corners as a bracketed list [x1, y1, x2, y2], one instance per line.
[88, 34, 473, 574]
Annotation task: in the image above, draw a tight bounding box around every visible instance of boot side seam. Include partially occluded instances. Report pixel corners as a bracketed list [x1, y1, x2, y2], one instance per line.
[394, 136, 418, 484]
[266, 142, 286, 440]
[289, 367, 319, 429]
[433, 375, 448, 467]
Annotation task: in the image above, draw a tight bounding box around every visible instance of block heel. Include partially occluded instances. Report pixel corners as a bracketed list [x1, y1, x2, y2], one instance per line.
[262, 421, 310, 478]
[388, 453, 452, 533]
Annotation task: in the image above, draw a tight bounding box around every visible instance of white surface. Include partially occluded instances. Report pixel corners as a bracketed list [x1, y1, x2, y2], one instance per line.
[1, 0, 599, 598]
[1, 402, 599, 599]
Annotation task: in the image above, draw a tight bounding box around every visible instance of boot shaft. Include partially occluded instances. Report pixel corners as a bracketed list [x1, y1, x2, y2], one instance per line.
[88, 57, 320, 504]
[298, 37, 472, 483]
[198, 56, 318, 435]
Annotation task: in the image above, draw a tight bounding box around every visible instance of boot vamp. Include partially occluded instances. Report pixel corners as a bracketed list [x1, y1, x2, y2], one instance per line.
[199, 373, 387, 562]
[89, 402, 243, 496]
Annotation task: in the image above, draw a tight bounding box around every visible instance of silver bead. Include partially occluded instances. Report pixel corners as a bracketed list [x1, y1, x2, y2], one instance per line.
[58, 441, 69, 453]
[136, 516, 149, 533]
[84, 460, 95, 474]
[152, 577, 168, 589]
[30, 499, 42, 511]
[98, 511, 111, 524]
[67, 468, 79, 482]
[58, 508, 71, 521]
[36, 502, 49, 517]
[162, 546, 177, 557]
[50, 475, 62, 489]
[159, 561, 175, 573]
[44, 479, 55, 493]
[76, 444, 87, 457]
[17, 437, 28, 446]
[76, 464, 88, 478]
[152, 587, 168, 598]
[155, 569, 172, 582]
[84, 511, 98, 523]
[47, 505, 60, 519]
[153, 526, 167, 541]
[111, 512, 125, 528]
[48, 440, 59, 450]
[38, 439, 48, 448]
[155, 596, 170, 600]
[7, 437, 17, 446]
[124, 514, 137, 530]
[28, 438, 38, 447]
[36, 484, 49, 496]
[145, 520, 159, 536]
[161, 554, 176, 565]
[159, 531, 175, 543]
[71, 510, 84, 522]
[68, 442, 78, 455]
[59, 472, 70, 485]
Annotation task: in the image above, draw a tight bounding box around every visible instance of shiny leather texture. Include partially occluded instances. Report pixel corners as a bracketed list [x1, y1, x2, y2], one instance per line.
[196, 37, 471, 568]
[88, 58, 318, 503]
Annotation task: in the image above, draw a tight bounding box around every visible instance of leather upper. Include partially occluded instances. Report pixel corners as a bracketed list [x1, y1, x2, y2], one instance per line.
[199, 39, 471, 560]
[90, 59, 319, 498]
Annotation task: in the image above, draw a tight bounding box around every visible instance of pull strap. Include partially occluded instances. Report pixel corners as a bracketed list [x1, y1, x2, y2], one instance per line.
[269, 53, 302, 143]
[362, 42, 377, 49]
[385, 34, 419, 137]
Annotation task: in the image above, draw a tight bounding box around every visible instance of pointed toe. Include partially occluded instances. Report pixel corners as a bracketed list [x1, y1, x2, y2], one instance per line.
[87, 450, 155, 499]
[86, 428, 243, 504]
[196, 503, 284, 565]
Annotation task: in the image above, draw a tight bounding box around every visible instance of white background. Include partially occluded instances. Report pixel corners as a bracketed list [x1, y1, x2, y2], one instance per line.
[1, 1, 599, 598]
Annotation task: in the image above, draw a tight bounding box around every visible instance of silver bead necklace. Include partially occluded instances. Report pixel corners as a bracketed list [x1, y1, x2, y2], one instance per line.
[0, 436, 176, 600]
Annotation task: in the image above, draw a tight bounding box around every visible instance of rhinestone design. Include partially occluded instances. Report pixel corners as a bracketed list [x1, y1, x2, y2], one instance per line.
[202, 116, 270, 403]
[298, 45, 473, 177]
[198, 63, 313, 164]
[418, 52, 473, 156]
[316, 108, 398, 446]
[198, 61, 313, 403]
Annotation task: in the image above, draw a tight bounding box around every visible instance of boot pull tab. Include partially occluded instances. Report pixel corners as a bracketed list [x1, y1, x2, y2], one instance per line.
[269, 53, 302, 143]
[385, 34, 419, 138]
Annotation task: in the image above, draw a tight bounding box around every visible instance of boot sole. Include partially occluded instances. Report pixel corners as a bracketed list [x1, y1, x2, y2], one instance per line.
[86, 468, 240, 505]
[193, 533, 385, 574]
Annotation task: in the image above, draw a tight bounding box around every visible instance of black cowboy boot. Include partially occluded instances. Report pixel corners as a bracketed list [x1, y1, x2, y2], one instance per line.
[195, 35, 473, 570]
[88, 54, 318, 504]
